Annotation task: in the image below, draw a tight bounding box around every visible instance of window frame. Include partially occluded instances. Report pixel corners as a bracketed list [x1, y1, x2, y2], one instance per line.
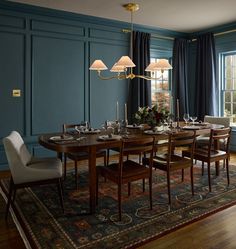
[150, 56, 172, 112]
[220, 51, 236, 126]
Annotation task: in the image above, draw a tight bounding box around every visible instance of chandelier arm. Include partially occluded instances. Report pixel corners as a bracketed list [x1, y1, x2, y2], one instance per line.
[97, 71, 126, 80]
[135, 74, 163, 81]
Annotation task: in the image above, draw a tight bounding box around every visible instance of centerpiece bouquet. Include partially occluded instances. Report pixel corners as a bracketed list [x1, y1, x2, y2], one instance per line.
[134, 104, 170, 127]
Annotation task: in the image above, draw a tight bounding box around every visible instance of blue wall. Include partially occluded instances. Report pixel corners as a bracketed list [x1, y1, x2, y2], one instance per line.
[0, 2, 182, 170]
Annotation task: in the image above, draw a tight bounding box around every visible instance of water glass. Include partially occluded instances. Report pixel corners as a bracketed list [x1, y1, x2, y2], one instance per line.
[190, 116, 197, 125]
[183, 113, 190, 125]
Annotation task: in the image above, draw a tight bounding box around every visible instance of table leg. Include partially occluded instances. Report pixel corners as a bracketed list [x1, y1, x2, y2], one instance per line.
[89, 146, 97, 214]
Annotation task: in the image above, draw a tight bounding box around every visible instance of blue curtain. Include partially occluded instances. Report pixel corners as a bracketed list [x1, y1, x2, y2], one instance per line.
[128, 31, 151, 121]
[172, 38, 189, 118]
[195, 33, 217, 121]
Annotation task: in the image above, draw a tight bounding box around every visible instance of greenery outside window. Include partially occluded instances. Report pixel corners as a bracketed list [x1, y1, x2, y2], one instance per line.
[151, 58, 172, 112]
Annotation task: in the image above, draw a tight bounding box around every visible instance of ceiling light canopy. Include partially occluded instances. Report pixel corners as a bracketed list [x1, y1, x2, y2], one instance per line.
[89, 3, 172, 80]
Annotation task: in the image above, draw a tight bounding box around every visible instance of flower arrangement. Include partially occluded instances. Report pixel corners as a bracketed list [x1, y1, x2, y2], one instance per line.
[134, 104, 170, 127]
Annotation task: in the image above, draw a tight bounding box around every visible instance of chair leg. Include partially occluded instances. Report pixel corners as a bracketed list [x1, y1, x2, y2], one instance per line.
[118, 184, 122, 221]
[74, 160, 78, 189]
[142, 179, 145, 192]
[96, 170, 99, 205]
[5, 177, 14, 220]
[128, 182, 131, 196]
[226, 158, 230, 185]
[207, 163, 212, 192]
[139, 154, 141, 164]
[191, 166, 194, 196]
[104, 154, 107, 166]
[13, 189, 17, 202]
[107, 149, 110, 166]
[149, 176, 153, 210]
[57, 178, 64, 213]
[181, 169, 184, 182]
[167, 171, 171, 206]
[64, 154, 67, 180]
[201, 161, 204, 176]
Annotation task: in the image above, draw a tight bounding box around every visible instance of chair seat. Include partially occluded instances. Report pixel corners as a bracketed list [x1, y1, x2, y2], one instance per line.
[24, 158, 62, 183]
[99, 160, 149, 183]
[183, 148, 227, 161]
[151, 154, 192, 171]
[67, 150, 106, 161]
[196, 136, 227, 148]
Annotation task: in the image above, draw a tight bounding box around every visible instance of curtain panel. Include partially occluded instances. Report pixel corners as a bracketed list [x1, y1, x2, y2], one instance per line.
[172, 38, 189, 118]
[128, 31, 151, 122]
[195, 33, 218, 121]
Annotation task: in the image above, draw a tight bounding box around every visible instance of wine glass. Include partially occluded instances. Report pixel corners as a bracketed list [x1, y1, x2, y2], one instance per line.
[183, 113, 190, 125]
[190, 116, 197, 125]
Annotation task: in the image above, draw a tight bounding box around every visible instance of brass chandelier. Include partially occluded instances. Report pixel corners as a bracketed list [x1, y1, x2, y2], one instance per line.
[89, 3, 172, 80]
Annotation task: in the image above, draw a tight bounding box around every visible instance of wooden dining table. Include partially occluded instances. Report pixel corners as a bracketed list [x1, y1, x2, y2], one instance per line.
[38, 123, 223, 214]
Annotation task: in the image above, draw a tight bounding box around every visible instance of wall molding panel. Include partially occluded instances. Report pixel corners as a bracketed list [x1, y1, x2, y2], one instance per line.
[0, 1, 177, 169]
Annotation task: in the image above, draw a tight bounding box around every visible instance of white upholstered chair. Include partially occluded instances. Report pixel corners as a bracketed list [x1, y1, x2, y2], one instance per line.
[3, 131, 64, 219]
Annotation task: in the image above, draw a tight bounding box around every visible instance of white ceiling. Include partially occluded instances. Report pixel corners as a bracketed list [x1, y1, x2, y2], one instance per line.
[8, 0, 236, 33]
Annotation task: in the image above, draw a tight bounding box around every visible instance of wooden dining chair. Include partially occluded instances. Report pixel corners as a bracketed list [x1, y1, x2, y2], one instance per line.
[183, 127, 231, 192]
[3, 131, 64, 219]
[144, 130, 196, 206]
[96, 136, 154, 221]
[63, 124, 107, 189]
[195, 116, 230, 175]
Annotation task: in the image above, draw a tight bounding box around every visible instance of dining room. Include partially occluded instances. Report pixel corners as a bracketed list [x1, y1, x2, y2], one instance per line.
[1, 0, 236, 248]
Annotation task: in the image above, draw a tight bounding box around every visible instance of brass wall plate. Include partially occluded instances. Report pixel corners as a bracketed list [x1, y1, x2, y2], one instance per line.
[12, 89, 21, 97]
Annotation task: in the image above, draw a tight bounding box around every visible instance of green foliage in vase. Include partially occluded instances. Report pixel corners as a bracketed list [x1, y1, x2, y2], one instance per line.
[134, 104, 170, 126]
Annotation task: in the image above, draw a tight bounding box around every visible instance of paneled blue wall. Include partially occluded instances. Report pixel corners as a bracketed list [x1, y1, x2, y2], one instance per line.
[0, 2, 179, 169]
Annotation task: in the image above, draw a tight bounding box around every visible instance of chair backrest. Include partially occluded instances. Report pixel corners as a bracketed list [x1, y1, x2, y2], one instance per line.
[63, 123, 81, 133]
[3, 131, 32, 182]
[204, 115, 230, 128]
[119, 136, 155, 171]
[168, 130, 196, 164]
[208, 127, 231, 156]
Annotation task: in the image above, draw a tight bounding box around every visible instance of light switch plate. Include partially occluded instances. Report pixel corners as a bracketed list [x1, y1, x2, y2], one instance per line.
[12, 89, 21, 97]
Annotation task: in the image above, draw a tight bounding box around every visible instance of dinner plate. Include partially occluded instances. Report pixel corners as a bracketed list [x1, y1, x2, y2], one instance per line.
[49, 135, 74, 141]
[81, 129, 101, 134]
[144, 130, 163, 135]
[97, 135, 121, 141]
[126, 125, 142, 129]
[182, 126, 201, 130]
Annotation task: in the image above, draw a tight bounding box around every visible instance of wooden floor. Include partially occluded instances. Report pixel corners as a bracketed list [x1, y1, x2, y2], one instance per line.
[1, 154, 236, 249]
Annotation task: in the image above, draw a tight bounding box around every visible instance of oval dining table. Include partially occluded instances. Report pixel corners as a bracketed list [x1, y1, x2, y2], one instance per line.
[38, 123, 223, 214]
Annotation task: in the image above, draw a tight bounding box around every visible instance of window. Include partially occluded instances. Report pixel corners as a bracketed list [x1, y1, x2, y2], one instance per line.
[222, 53, 236, 125]
[151, 58, 172, 112]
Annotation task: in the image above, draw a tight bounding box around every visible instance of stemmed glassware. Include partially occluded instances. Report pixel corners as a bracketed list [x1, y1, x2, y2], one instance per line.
[183, 113, 190, 125]
[190, 116, 197, 125]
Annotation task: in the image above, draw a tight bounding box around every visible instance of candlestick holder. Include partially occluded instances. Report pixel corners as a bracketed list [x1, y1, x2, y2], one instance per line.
[176, 118, 180, 129]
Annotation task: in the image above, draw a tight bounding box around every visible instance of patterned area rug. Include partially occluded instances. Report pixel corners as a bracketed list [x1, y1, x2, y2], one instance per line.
[1, 163, 236, 249]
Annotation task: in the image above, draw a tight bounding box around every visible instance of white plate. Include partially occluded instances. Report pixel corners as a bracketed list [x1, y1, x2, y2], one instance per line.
[144, 130, 163, 135]
[126, 125, 142, 129]
[98, 135, 121, 141]
[81, 129, 101, 134]
[49, 135, 74, 141]
[182, 126, 201, 130]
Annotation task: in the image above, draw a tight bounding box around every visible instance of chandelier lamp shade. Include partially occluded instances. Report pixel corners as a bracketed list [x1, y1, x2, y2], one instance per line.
[89, 3, 172, 80]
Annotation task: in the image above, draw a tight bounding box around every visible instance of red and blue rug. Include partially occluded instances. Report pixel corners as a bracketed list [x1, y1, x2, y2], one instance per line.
[1, 163, 236, 249]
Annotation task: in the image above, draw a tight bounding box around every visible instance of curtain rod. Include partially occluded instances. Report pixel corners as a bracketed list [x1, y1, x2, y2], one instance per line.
[123, 28, 236, 42]
[122, 29, 174, 40]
